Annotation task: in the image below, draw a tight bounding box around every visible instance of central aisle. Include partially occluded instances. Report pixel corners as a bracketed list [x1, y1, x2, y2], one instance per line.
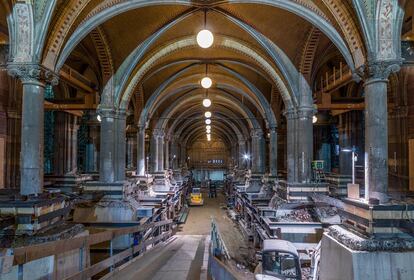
[103, 190, 253, 280]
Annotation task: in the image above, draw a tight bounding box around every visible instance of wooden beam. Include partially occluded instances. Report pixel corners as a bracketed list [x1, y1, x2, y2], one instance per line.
[44, 101, 97, 111]
[59, 65, 96, 94]
[316, 102, 365, 110]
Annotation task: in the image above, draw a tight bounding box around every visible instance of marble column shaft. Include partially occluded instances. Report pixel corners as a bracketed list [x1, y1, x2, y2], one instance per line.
[114, 111, 126, 181]
[251, 129, 265, 173]
[164, 139, 170, 170]
[238, 140, 246, 168]
[152, 129, 164, 172]
[20, 80, 45, 195]
[285, 110, 297, 183]
[362, 61, 400, 203]
[8, 64, 59, 195]
[297, 107, 314, 183]
[269, 127, 278, 177]
[136, 127, 146, 176]
[99, 108, 116, 182]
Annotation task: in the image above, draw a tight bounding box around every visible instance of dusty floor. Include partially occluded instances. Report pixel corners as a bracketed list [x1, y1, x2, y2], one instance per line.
[108, 190, 252, 280]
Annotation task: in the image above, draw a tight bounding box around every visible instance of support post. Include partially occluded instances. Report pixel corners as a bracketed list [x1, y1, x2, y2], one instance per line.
[98, 107, 116, 182]
[297, 106, 314, 183]
[269, 127, 278, 177]
[251, 129, 265, 174]
[153, 129, 164, 172]
[164, 137, 170, 170]
[114, 110, 126, 181]
[284, 110, 297, 183]
[136, 126, 145, 176]
[238, 139, 246, 169]
[8, 64, 58, 195]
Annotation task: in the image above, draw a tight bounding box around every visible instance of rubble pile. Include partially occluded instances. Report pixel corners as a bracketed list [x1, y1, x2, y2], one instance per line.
[278, 209, 313, 222]
[328, 225, 414, 252]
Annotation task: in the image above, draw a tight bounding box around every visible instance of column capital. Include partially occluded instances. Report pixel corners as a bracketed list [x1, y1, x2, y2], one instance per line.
[137, 124, 146, 132]
[7, 63, 59, 85]
[115, 109, 127, 120]
[283, 109, 297, 120]
[153, 128, 165, 138]
[297, 106, 315, 119]
[269, 126, 277, 134]
[97, 106, 116, 118]
[250, 129, 263, 138]
[355, 59, 402, 83]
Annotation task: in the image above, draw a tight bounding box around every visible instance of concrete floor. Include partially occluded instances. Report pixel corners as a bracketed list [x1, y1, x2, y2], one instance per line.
[107, 190, 243, 280]
[106, 190, 248, 280]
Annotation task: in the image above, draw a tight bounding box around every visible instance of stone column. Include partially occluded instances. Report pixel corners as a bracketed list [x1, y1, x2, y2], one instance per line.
[70, 116, 79, 173]
[114, 110, 126, 181]
[362, 62, 400, 203]
[86, 122, 99, 173]
[8, 64, 58, 195]
[269, 127, 278, 177]
[164, 138, 170, 170]
[251, 129, 265, 174]
[297, 107, 314, 183]
[98, 107, 116, 182]
[238, 139, 246, 168]
[170, 135, 179, 169]
[136, 126, 146, 176]
[284, 110, 297, 183]
[152, 129, 164, 172]
[180, 144, 186, 167]
[338, 114, 352, 175]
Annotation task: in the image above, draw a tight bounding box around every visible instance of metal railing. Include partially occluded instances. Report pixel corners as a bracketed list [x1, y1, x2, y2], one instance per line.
[210, 218, 230, 260]
[8, 219, 173, 280]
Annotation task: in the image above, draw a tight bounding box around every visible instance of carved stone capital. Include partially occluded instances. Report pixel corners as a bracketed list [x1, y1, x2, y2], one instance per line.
[250, 129, 263, 138]
[355, 59, 402, 82]
[7, 63, 59, 85]
[283, 109, 297, 120]
[115, 109, 127, 120]
[153, 129, 165, 138]
[297, 106, 315, 119]
[97, 106, 116, 119]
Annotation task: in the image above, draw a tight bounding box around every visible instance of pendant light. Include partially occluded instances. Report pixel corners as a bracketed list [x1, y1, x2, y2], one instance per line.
[201, 64, 212, 89]
[197, 10, 214, 49]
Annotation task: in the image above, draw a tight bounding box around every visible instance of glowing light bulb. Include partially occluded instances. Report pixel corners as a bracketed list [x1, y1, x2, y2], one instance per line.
[202, 98, 211, 108]
[205, 119, 211, 125]
[97, 115, 101, 122]
[206, 129, 211, 133]
[204, 111, 212, 118]
[313, 115, 318, 124]
[197, 29, 214, 48]
[206, 125, 211, 130]
[201, 77, 212, 89]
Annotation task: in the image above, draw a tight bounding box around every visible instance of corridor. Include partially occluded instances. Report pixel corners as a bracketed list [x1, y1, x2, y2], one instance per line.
[1, 1, 414, 279]
[105, 190, 250, 280]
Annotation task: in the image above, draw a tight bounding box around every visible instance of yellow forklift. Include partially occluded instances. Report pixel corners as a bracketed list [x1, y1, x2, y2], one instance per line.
[189, 187, 204, 206]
